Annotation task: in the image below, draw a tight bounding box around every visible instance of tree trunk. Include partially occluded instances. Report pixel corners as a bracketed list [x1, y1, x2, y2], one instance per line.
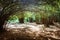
[0, 17, 6, 32]
[19, 18, 24, 23]
[35, 18, 40, 24]
[30, 18, 33, 23]
[0, 13, 12, 32]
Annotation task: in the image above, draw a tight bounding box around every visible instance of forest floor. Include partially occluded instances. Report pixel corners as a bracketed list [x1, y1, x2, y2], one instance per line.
[0, 23, 60, 40]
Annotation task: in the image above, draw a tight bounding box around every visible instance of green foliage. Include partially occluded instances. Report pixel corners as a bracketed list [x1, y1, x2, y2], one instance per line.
[1, 0, 60, 24]
[8, 15, 19, 23]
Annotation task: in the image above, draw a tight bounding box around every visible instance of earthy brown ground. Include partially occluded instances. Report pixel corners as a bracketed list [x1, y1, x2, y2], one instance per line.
[0, 23, 60, 40]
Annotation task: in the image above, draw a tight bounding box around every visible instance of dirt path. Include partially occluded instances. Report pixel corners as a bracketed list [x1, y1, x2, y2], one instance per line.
[0, 23, 60, 40]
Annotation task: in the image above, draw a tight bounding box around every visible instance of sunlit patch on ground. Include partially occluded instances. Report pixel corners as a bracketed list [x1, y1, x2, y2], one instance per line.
[5, 23, 44, 35]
